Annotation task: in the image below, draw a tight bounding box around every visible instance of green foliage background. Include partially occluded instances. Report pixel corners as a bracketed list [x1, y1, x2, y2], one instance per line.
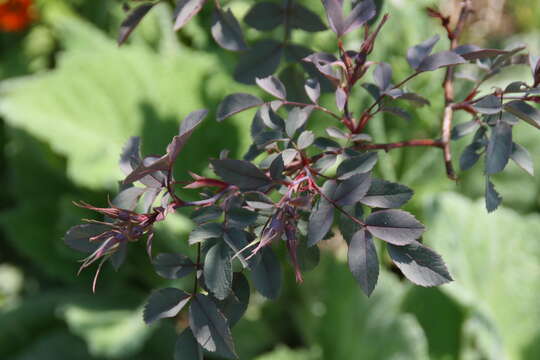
[1, 1, 539, 359]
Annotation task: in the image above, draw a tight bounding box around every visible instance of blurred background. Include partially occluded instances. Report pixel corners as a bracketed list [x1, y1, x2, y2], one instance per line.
[1, 0, 539, 359]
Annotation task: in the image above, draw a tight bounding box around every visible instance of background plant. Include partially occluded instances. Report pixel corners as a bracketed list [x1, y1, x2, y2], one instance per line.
[1, 1, 540, 360]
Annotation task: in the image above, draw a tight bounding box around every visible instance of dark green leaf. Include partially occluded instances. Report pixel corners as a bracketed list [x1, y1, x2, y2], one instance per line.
[251, 247, 282, 299]
[228, 207, 258, 228]
[485, 178, 502, 213]
[336, 152, 378, 179]
[307, 180, 337, 246]
[314, 137, 341, 151]
[153, 253, 195, 279]
[269, 155, 285, 181]
[333, 173, 372, 206]
[504, 100, 540, 129]
[173, 0, 207, 31]
[407, 35, 439, 69]
[396, 92, 430, 106]
[143, 288, 190, 324]
[211, 159, 272, 191]
[290, 4, 326, 32]
[256, 76, 287, 99]
[189, 294, 237, 359]
[326, 126, 348, 139]
[365, 209, 425, 245]
[244, 2, 283, 31]
[297, 130, 315, 149]
[216, 273, 250, 327]
[314, 154, 338, 172]
[486, 121, 512, 175]
[360, 178, 413, 208]
[510, 142, 534, 176]
[296, 240, 320, 271]
[234, 40, 283, 84]
[118, 3, 156, 45]
[217, 93, 263, 122]
[382, 106, 411, 121]
[175, 329, 203, 360]
[473, 95, 502, 115]
[387, 241, 452, 286]
[189, 223, 223, 244]
[112, 186, 145, 211]
[244, 192, 275, 210]
[204, 242, 233, 300]
[348, 230, 379, 296]
[211, 8, 247, 51]
[223, 228, 250, 268]
[191, 206, 223, 224]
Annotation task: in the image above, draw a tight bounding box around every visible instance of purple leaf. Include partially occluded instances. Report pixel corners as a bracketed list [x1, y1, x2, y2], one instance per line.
[189, 294, 237, 358]
[308, 180, 337, 246]
[217, 93, 263, 122]
[504, 100, 540, 129]
[453, 44, 509, 60]
[333, 173, 372, 206]
[175, 329, 203, 360]
[365, 209, 425, 245]
[486, 120, 512, 175]
[360, 178, 413, 208]
[244, 2, 283, 31]
[335, 87, 347, 111]
[256, 76, 287, 99]
[407, 35, 439, 69]
[290, 4, 327, 32]
[373, 62, 392, 91]
[180, 109, 208, 136]
[348, 230, 379, 296]
[211, 159, 272, 190]
[143, 288, 190, 324]
[510, 142, 534, 176]
[343, 0, 376, 35]
[173, 0, 207, 31]
[204, 242, 233, 300]
[417, 51, 466, 72]
[387, 241, 452, 287]
[153, 253, 195, 279]
[211, 8, 247, 51]
[472, 95, 502, 114]
[323, 0, 345, 36]
[234, 40, 283, 84]
[118, 3, 156, 45]
[304, 78, 320, 104]
[251, 247, 282, 299]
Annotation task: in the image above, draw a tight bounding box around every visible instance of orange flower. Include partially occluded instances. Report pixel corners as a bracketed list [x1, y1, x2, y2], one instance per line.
[0, 0, 34, 32]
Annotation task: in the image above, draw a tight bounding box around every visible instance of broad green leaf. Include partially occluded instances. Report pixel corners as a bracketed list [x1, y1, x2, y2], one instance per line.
[472, 95, 502, 115]
[244, 2, 283, 31]
[336, 152, 378, 179]
[211, 159, 272, 191]
[425, 193, 540, 359]
[0, 16, 230, 189]
[293, 256, 429, 360]
[504, 100, 540, 129]
[62, 304, 153, 358]
[216, 272, 250, 327]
